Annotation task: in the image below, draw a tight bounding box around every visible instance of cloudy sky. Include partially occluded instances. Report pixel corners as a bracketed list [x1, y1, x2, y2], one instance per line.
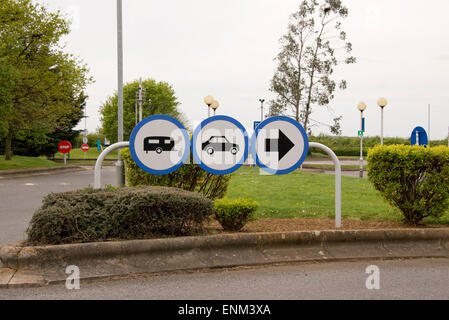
[36, 0, 449, 140]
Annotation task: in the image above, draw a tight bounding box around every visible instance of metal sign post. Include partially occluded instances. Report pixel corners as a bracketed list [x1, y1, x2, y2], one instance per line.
[309, 142, 342, 228]
[94, 142, 129, 189]
[81, 144, 89, 160]
[58, 141, 72, 165]
[253, 121, 261, 176]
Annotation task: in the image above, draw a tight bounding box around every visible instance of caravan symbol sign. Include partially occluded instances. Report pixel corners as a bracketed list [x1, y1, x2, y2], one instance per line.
[129, 115, 190, 175]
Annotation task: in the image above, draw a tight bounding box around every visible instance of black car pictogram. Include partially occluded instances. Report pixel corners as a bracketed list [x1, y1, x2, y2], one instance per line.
[144, 136, 175, 154]
[202, 136, 239, 155]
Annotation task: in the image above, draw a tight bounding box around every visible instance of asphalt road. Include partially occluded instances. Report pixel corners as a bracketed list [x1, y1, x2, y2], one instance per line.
[0, 167, 116, 245]
[1, 258, 448, 300]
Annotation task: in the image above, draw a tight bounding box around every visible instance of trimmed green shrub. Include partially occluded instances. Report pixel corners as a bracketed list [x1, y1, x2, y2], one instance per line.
[368, 145, 449, 225]
[121, 147, 230, 200]
[214, 198, 259, 231]
[27, 186, 213, 245]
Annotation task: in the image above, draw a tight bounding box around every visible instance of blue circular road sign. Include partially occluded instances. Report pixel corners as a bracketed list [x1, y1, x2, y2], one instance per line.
[130, 115, 190, 175]
[192, 115, 249, 175]
[251, 116, 309, 175]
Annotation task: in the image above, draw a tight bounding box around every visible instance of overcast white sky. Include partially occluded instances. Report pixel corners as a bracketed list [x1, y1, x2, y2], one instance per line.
[36, 0, 449, 139]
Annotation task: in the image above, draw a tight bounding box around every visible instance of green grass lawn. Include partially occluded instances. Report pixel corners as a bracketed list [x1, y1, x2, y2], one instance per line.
[226, 167, 449, 225]
[0, 155, 63, 170]
[53, 148, 118, 159]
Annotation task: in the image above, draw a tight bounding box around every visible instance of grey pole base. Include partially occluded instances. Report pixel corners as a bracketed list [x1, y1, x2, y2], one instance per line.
[116, 160, 125, 186]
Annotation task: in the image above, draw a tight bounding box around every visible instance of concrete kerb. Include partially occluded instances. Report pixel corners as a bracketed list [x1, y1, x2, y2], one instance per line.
[0, 166, 86, 179]
[1, 229, 449, 288]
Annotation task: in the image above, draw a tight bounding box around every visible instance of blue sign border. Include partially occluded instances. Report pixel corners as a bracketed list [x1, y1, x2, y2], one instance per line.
[411, 126, 428, 147]
[192, 115, 249, 175]
[129, 115, 190, 175]
[251, 116, 309, 175]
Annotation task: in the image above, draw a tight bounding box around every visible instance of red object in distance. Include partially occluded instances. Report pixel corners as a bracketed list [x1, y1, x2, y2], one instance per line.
[81, 144, 89, 152]
[58, 141, 72, 154]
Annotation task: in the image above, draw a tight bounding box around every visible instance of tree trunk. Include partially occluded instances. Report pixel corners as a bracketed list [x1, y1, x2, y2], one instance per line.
[295, 104, 300, 123]
[5, 129, 13, 161]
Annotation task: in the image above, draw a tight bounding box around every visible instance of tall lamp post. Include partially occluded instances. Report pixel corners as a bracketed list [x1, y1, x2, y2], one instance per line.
[357, 102, 367, 178]
[116, 0, 125, 186]
[211, 100, 219, 116]
[259, 99, 265, 121]
[377, 97, 388, 145]
[204, 95, 214, 118]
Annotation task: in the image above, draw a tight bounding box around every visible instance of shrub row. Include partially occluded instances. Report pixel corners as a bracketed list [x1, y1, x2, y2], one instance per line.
[368, 145, 449, 225]
[27, 186, 213, 245]
[310, 135, 448, 157]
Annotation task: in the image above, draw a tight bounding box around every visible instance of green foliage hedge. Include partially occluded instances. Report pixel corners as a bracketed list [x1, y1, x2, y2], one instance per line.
[310, 135, 448, 157]
[121, 148, 230, 200]
[368, 145, 449, 225]
[27, 186, 213, 245]
[214, 198, 259, 231]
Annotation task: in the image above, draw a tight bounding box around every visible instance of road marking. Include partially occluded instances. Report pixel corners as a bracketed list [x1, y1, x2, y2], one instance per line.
[59, 182, 71, 186]
[24, 183, 37, 186]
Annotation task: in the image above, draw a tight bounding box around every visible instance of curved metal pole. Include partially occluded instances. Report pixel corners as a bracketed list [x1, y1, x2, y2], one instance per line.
[94, 142, 129, 189]
[309, 142, 342, 228]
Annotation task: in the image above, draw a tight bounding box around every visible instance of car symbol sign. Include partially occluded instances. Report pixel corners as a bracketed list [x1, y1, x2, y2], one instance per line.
[192, 115, 248, 175]
[251, 116, 309, 175]
[129, 115, 190, 175]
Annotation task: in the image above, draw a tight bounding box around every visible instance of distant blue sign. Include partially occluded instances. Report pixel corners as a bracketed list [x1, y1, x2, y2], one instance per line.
[411, 126, 428, 147]
[254, 121, 261, 131]
[362, 118, 366, 132]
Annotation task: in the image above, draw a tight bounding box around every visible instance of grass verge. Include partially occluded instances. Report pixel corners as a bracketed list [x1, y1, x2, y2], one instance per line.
[53, 148, 118, 159]
[226, 167, 449, 225]
[0, 155, 63, 170]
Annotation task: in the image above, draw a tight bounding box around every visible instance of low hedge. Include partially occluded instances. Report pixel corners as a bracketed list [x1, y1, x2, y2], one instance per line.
[368, 145, 449, 225]
[26, 186, 214, 245]
[214, 198, 259, 231]
[121, 148, 230, 200]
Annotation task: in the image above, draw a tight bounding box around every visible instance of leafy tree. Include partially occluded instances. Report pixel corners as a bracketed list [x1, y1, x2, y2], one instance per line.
[0, 62, 17, 139]
[0, 0, 91, 159]
[0, 92, 87, 157]
[100, 79, 187, 143]
[268, 0, 356, 135]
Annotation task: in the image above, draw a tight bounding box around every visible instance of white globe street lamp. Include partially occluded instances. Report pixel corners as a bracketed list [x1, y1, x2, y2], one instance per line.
[377, 97, 388, 145]
[211, 100, 219, 116]
[204, 95, 214, 118]
[357, 102, 367, 178]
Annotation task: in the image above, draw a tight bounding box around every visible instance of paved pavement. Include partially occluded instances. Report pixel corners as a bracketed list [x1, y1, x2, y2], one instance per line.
[0, 167, 116, 245]
[1, 258, 448, 299]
